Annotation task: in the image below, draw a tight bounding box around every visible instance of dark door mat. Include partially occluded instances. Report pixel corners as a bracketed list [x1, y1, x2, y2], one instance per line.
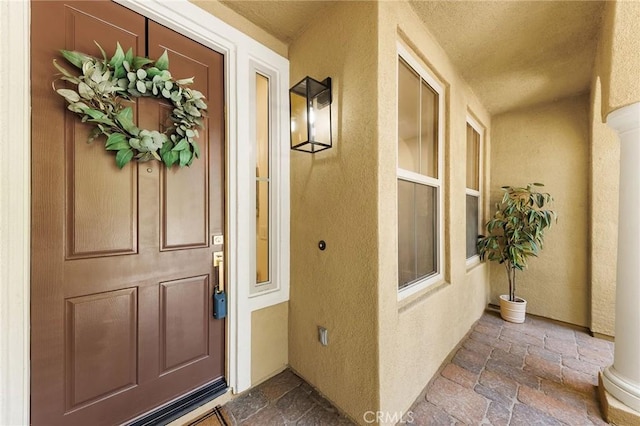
[187, 406, 230, 426]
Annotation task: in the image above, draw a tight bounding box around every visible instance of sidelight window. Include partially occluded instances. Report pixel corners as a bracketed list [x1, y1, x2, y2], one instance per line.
[248, 60, 289, 306]
[256, 73, 270, 284]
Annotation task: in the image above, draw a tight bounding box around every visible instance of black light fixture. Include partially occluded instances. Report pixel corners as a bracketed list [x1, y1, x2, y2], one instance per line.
[290, 76, 332, 153]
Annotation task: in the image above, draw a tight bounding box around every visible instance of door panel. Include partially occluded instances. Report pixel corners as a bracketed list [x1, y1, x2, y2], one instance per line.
[65, 288, 138, 411]
[66, 121, 139, 257]
[148, 22, 226, 243]
[161, 157, 209, 249]
[31, 2, 226, 425]
[160, 131, 209, 250]
[63, 4, 141, 259]
[160, 276, 210, 374]
[156, 38, 211, 250]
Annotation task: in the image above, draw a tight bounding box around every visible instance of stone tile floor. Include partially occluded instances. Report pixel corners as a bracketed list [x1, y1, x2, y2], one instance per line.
[221, 311, 614, 425]
[222, 369, 353, 425]
[408, 310, 613, 425]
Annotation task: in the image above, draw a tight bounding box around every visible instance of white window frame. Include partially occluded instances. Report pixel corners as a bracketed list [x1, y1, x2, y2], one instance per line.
[396, 42, 445, 301]
[248, 60, 290, 307]
[465, 115, 483, 268]
[251, 70, 273, 289]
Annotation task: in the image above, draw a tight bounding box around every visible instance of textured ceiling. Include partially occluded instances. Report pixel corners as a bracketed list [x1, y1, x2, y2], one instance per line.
[220, 0, 335, 44]
[221, 0, 605, 115]
[409, 1, 605, 114]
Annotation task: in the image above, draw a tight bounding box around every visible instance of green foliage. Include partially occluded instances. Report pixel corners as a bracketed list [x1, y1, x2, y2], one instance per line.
[53, 42, 207, 169]
[477, 183, 557, 302]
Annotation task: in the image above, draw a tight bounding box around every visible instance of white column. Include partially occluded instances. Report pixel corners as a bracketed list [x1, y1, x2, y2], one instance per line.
[602, 102, 640, 412]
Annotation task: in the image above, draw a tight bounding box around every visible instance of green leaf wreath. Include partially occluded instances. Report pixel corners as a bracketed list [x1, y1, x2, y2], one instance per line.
[53, 42, 207, 168]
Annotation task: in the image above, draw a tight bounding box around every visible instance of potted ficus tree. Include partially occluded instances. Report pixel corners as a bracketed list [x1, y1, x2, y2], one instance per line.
[477, 183, 557, 323]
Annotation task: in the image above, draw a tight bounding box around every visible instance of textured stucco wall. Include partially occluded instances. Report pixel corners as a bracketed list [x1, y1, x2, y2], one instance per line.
[288, 2, 379, 422]
[189, 0, 287, 57]
[598, 0, 640, 119]
[491, 96, 590, 327]
[251, 302, 289, 385]
[377, 2, 491, 418]
[589, 75, 618, 338]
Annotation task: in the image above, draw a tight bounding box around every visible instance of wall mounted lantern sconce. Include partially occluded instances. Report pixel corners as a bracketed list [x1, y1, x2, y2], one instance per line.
[290, 76, 332, 153]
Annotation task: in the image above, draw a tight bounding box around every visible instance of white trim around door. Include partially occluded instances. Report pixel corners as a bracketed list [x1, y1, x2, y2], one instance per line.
[0, 1, 31, 425]
[0, 1, 290, 424]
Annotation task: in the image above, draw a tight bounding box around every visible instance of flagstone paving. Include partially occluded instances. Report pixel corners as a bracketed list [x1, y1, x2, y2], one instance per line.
[222, 370, 353, 425]
[219, 311, 613, 425]
[407, 310, 613, 425]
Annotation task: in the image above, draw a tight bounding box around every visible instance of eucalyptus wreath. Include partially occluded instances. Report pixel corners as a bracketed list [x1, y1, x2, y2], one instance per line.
[53, 42, 207, 168]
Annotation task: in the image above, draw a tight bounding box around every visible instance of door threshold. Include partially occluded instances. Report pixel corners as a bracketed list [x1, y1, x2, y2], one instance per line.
[166, 391, 233, 426]
[127, 378, 228, 426]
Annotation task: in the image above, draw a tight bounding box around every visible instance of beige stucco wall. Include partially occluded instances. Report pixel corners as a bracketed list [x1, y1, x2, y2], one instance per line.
[586, 0, 637, 337]
[589, 76, 618, 338]
[189, 0, 287, 57]
[251, 302, 289, 385]
[598, 0, 640, 119]
[377, 2, 491, 419]
[288, 1, 380, 422]
[289, 2, 493, 421]
[587, 0, 640, 337]
[490, 96, 590, 327]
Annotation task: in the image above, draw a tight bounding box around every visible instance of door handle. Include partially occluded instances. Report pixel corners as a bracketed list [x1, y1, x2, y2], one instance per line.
[212, 251, 226, 319]
[213, 251, 224, 292]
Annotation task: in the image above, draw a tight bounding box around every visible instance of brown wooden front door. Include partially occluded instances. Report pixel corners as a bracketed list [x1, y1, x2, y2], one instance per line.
[31, 2, 226, 425]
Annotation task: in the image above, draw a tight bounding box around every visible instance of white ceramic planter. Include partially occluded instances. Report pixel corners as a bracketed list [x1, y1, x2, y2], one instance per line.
[499, 294, 527, 323]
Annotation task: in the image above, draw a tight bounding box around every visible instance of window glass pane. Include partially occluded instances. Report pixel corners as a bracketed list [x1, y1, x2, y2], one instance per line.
[466, 124, 479, 190]
[256, 181, 269, 283]
[397, 59, 420, 173]
[420, 81, 438, 178]
[256, 74, 269, 178]
[415, 183, 438, 277]
[398, 180, 437, 289]
[256, 73, 270, 284]
[398, 180, 416, 287]
[466, 194, 479, 258]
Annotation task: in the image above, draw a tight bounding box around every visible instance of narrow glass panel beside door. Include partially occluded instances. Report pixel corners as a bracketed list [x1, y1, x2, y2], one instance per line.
[256, 73, 270, 284]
